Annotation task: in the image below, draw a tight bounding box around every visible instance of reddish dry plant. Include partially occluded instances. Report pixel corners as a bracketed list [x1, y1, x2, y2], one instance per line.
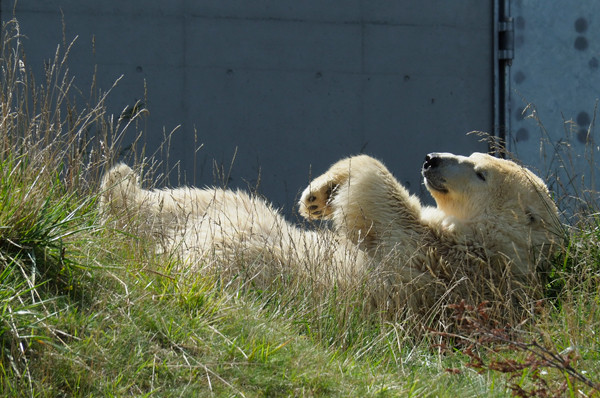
[434, 301, 600, 398]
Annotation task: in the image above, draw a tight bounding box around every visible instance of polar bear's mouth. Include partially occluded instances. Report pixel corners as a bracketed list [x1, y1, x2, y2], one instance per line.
[424, 177, 448, 194]
[422, 153, 451, 194]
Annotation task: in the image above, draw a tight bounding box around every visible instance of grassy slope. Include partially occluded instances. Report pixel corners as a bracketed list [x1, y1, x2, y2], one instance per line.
[0, 18, 599, 397]
[1, 234, 512, 397]
[5, 208, 599, 397]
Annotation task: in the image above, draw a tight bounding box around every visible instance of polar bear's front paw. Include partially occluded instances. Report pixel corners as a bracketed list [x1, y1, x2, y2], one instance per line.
[299, 175, 339, 220]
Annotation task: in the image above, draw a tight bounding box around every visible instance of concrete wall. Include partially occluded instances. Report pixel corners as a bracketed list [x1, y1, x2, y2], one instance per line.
[2, 1, 493, 213]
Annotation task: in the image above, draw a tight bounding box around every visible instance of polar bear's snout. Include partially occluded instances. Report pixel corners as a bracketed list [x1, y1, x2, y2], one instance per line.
[422, 153, 452, 193]
[423, 153, 443, 171]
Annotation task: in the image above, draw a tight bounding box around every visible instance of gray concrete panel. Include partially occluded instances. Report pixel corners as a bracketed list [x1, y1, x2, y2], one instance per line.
[363, 23, 491, 77]
[185, 17, 362, 73]
[8, 1, 184, 15]
[186, 1, 361, 23]
[362, 0, 491, 27]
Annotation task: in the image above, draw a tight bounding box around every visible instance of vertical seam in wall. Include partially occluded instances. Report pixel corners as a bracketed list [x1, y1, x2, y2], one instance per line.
[359, 0, 366, 146]
[493, 0, 500, 151]
[182, 11, 188, 175]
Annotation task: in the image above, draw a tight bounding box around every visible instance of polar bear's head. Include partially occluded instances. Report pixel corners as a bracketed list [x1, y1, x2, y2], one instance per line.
[422, 152, 560, 273]
[422, 152, 555, 222]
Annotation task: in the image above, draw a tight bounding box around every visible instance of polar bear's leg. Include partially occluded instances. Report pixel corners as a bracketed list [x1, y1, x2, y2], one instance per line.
[99, 164, 144, 216]
[299, 155, 424, 251]
[298, 156, 376, 220]
[100, 164, 203, 232]
[298, 174, 340, 220]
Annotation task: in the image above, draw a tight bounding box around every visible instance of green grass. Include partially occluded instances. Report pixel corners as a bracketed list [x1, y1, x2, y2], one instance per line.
[0, 18, 599, 397]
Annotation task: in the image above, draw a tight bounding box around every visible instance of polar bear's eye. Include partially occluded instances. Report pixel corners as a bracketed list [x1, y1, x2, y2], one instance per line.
[476, 171, 487, 181]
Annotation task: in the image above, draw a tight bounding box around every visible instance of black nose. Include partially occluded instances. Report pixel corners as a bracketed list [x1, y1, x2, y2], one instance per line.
[423, 153, 442, 170]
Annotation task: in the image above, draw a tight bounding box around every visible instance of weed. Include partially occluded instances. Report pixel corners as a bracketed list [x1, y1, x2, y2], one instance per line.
[435, 301, 600, 397]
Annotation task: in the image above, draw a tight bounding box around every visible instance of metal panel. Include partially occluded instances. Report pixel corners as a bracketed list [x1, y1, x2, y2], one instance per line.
[2, 1, 493, 212]
[509, 0, 600, 197]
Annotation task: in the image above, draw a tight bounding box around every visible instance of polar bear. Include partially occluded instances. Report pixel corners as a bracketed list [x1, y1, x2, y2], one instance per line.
[298, 153, 560, 316]
[100, 152, 560, 322]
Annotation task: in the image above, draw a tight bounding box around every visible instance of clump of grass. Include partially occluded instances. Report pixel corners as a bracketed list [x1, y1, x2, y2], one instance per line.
[0, 17, 129, 394]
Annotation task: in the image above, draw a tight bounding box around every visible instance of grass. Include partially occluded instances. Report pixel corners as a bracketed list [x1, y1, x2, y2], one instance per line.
[0, 17, 599, 397]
